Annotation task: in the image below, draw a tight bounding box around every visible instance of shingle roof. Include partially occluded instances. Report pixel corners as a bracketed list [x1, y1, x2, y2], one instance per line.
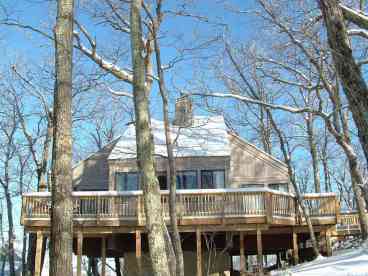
[108, 115, 231, 159]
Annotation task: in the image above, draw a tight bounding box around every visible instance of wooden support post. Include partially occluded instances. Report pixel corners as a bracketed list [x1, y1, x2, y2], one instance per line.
[265, 192, 273, 224]
[101, 237, 106, 276]
[240, 232, 246, 276]
[292, 231, 299, 265]
[136, 230, 142, 275]
[325, 229, 332, 257]
[77, 232, 83, 276]
[34, 231, 43, 276]
[257, 227, 263, 274]
[196, 229, 202, 276]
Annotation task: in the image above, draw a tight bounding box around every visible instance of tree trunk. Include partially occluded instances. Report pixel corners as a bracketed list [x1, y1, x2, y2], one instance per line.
[318, 0, 368, 166]
[114, 257, 122, 276]
[0, 254, 6, 276]
[321, 87, 368, 240]
[269, 112, 320, 258]
[22, 230, 27, 275]
[305, 113, 321, 193]
[89, 257, 100, 276]
[50, 0, 74, 275]
[130, 0, 170, 275]
[326, 123, 368, 239]
[4, 186, 15, 276]
[152, 9, 185, 275]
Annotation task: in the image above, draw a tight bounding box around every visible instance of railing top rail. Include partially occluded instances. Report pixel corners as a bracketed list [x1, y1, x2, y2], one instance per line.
[22, 188, 337, 198]
[340, 211, 361, 215]
[22, 187, 298, 197]
[302, 192, 337, 199]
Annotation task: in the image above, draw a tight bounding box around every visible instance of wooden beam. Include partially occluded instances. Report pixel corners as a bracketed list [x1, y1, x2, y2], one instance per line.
[239, 232, 246, 276]
[256, 227, 263, 273]
[101, 237, 106, 276]
[325, 229, 332, 256]
[196, 229, 202, 276]
[136, 230, 142, 275]
[77, 232, 83, 276]
[35, 231, 43, 276]
[292, 231, 299, 265]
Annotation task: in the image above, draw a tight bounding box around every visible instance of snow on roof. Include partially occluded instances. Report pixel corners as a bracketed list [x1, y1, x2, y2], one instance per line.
[108, 115, 231, 160]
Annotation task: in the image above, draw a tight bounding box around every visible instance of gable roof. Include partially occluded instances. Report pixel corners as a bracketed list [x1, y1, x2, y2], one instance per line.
[108, 116, 231, 159]
[73, 138, 120, 191]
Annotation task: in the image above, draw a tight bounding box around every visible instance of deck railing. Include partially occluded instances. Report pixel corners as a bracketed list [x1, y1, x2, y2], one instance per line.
[21, 189, 338, 227]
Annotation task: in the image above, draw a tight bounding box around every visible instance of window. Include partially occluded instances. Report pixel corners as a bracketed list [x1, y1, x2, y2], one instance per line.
[157, 172, 167, 190]
[176, 171, 197, 189]
[201, 170, 225, 189]
[269, 183, 289, 192]
[116, 172, 139, 191]
[240, 184, 264, 189]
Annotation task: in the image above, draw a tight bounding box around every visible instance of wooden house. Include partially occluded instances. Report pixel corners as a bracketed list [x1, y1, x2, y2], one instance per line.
[21, 97, 339, 275]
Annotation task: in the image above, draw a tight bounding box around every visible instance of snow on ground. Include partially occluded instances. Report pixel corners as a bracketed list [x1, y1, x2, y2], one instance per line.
[271, 246, 368, 276]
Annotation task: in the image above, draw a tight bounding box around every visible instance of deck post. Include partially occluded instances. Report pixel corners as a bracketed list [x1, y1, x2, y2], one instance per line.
[239, 232, 246, 275]
[136, 230, 142, 275]
[292, 230, 299, 265]
[101, 237, 106, 276]
[325, 228, 332, 257]
[35, 231, 43, 276]
[77, 232, 83, 276]
[256, 227, 263, 274]
[265, 192, 273, 224]
[196, 229, 202, 276]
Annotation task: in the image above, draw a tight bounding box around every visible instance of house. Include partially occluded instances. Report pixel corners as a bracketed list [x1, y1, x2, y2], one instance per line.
[22, 96, 339, 275]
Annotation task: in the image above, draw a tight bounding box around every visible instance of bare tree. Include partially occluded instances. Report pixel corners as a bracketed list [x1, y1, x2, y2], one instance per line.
[144, 2, 185, 275]
[318, 0, 368, 167]
[0, 101, 19, 276]
[50, 0, 75, 275]
[130, 0, 170, 274]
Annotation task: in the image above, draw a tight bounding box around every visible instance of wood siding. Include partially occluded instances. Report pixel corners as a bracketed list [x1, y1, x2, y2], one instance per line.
[228, 133, 289, 189]
[73, 139, 120, 191]
[73, 132, 289, 191]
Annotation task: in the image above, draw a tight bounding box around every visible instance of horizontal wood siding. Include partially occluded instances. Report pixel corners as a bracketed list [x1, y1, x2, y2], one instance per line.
[228, 134, 290, 189]
[73, 139, 120, 191]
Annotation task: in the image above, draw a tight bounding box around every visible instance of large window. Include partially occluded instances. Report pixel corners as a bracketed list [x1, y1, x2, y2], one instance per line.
[116, 172, 139, 191]
[201, 170, 225, 189]
[176, 171, 197, 189]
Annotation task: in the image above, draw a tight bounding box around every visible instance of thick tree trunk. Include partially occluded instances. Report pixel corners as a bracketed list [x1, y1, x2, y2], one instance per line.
[152, 11, 185, 275]
[4, 187, 15, 276]
[130, 0, 170, 275]
[50, 0, 74, 275]
[318, 0, 368, 166]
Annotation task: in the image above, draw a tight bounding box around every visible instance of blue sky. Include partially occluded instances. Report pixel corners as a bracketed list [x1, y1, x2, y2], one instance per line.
[0, 0, 360, 244]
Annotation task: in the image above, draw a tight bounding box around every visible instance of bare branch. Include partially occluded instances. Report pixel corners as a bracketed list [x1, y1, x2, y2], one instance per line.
[189, 92, 319, 114]
[347, 28, 368, 39]
[340, 4, 368, 30]
[106, 86, 133, 98]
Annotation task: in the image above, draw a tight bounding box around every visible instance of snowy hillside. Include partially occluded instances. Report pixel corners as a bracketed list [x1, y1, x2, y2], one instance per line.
[271, 246, 368, 276]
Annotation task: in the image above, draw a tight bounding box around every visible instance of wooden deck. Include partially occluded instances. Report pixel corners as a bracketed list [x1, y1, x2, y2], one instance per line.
[335, 212, 362, 237]
[21, 188, 339, 233]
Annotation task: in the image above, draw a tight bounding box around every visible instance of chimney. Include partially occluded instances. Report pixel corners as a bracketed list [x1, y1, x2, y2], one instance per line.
[173, 95, 193, 127]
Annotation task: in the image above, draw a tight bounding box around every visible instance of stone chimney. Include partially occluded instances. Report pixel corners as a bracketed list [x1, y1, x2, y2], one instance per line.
[173, 95, 193, 127]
